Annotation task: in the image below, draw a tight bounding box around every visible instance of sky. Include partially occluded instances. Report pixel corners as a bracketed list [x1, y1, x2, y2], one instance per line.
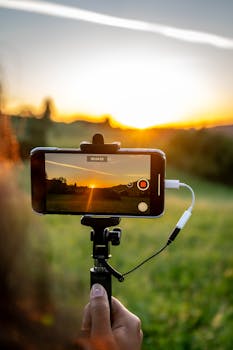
[0, 0, 233, 128]
[45, 153, 150, 187]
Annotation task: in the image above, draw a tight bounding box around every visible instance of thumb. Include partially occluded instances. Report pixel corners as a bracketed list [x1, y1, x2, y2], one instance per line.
[89, 284, 112, 337]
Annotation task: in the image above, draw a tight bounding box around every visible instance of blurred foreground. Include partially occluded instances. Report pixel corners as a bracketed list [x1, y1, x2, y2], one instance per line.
[0, 164, 86, 349]
[0, 116, 83, 349]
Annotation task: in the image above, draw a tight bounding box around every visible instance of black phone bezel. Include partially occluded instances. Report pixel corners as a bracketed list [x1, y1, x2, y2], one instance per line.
[31, 147, 165, 217]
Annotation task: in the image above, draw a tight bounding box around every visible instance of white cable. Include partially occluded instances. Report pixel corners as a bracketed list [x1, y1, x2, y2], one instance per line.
[179, 182, 195, 212]
[165, 179, 195, 211]
[165, 179, 195, 235]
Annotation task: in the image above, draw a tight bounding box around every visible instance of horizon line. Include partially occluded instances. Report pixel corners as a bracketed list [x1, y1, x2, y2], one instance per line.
[7, 110, 233, 130]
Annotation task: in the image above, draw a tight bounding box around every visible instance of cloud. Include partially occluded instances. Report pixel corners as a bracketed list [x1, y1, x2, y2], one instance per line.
[1, 0, 233, 49]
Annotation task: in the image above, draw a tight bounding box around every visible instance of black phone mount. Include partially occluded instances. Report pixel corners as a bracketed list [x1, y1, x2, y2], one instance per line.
[80, 133, 120, 153]
[80, 134, 123, 310]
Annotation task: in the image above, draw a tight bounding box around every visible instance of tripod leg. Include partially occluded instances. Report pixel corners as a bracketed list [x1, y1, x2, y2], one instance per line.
[90, 268, 112, 319]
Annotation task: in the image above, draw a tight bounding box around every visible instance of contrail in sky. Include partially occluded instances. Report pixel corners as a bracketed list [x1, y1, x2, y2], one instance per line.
[1, 0, 233, 49]
[46, 160, 114, 176]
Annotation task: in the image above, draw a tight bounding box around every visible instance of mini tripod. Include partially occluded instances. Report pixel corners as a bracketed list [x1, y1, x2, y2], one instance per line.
[81, 215, 122, 308]
[80, 134, 123, 308]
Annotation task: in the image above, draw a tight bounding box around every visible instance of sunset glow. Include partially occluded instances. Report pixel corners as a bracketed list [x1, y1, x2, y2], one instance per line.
[21, 56, 214, 129]
[3, 53, 233, 129]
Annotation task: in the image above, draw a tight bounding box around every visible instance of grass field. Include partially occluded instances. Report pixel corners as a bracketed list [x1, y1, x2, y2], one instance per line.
[47, 192, 151, 214]
[16, 162, 233, 349]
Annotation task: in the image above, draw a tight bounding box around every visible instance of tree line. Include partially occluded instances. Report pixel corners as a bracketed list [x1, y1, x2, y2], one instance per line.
[6, 106, 233, 186]
[166, 128, 233, 185]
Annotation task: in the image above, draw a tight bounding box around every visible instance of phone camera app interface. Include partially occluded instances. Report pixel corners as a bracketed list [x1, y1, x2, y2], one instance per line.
[137, 179, 150, 191]
[45, 153, 151, 214]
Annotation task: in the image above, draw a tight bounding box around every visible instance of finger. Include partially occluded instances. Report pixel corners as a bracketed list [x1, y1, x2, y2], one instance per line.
[111, 297, 134, 323]
[81, 303, 91, 333]
[89, 284, 112, 337]
[111, 297, 143, 348]
[111, 297, 142, 334]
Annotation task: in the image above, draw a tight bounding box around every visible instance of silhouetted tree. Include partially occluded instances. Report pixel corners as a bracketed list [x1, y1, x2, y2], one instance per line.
[0, 82, 20, 163]
[18, 98, 54, 158]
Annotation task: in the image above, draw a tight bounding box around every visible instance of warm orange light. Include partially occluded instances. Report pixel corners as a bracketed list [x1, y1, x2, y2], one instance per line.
[4, 53, 233, 129]
[25, 56, 212, 129]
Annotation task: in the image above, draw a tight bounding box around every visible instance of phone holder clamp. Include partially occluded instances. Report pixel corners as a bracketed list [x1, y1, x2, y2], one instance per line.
[80, 133, 120, 153]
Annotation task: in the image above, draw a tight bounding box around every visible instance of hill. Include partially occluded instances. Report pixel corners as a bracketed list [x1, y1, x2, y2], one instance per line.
[208, 124, 233, 137]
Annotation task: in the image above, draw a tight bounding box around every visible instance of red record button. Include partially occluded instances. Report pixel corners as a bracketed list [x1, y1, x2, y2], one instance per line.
[137, 178, 149, 191]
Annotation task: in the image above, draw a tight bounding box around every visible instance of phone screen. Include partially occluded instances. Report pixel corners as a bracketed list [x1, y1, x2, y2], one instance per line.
[31, 149, 165, 217]
[46, 153, 153, 215]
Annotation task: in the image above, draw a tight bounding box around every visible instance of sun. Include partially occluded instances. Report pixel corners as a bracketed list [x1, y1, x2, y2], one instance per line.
[89, 184, 95, 189]
[56, 55, 211, 129]
[104, 60, 209, 129]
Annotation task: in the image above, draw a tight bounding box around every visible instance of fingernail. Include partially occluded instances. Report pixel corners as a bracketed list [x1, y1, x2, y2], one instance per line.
[91, 284, 105, 298]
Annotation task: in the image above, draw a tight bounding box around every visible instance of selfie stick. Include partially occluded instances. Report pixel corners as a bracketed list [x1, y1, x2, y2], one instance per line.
[80, 134, 122, 310]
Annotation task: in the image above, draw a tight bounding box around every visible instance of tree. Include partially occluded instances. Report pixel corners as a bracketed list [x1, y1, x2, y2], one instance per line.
[0, 81, 20, 164]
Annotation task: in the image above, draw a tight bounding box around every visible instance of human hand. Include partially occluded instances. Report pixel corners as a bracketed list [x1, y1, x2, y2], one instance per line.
[77, 283, 143, 350]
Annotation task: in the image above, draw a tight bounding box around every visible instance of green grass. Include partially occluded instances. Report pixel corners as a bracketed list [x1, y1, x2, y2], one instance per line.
[16, 163, 233, 349]
[47, 193, 150, 214]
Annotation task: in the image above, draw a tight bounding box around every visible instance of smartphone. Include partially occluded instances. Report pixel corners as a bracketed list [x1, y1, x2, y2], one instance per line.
[31, 147, 165, 217]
